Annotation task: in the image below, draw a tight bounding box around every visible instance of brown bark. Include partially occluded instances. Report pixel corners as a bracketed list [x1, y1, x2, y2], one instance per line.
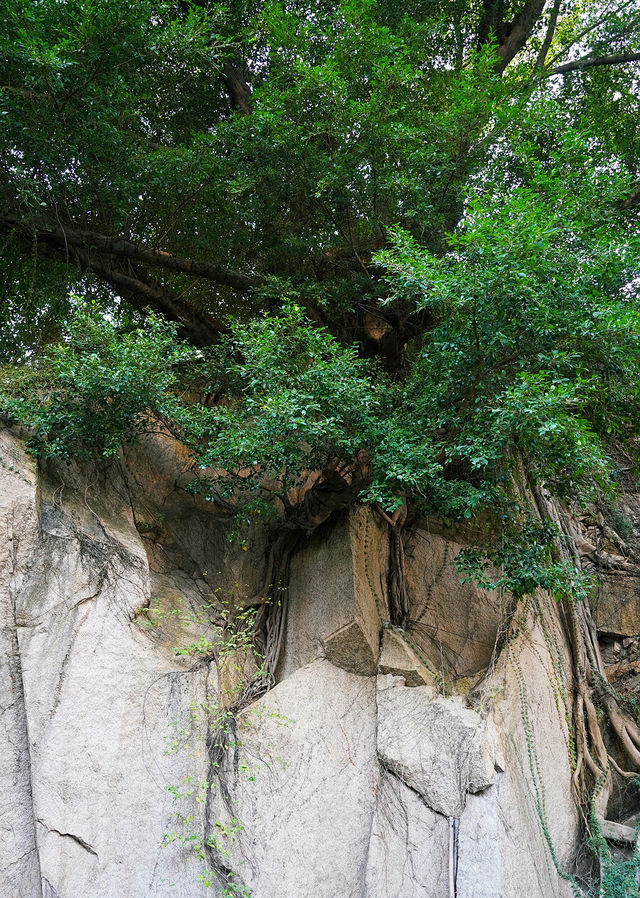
[535, 0, 562, 68]
[494, 0, 547, 73]
[222, 60, 253, 115]
[549, 51, 640, 75]
[477, 0, 547, 74]
[88, 259, 227, 346]
[0, 215, 259, 293]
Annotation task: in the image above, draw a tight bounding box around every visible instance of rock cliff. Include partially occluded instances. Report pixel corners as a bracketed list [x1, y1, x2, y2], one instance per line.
[1, 428, 638, 898]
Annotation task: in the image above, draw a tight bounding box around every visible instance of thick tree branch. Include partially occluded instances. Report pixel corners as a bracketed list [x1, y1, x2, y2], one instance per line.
[477, 0, 507, 49]
[549, 51, 640, 75]
[0, 215, 228, 345]
[80, 255, 227, 346]
[622, 184, 640, 210]
[478, 0, 546, 74]
[1, 215, 417, 360]
[1, 213, 342, 349]
[179, 0, 252, 115]
[222, 60, 252, 115]
[495, 0, 546, 73]
[535, 0, 562, 68]
[0, 214, 260, 292]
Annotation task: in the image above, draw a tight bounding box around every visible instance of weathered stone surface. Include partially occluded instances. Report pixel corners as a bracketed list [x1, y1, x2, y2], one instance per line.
[404, 526, 502, 677]
[457, 783, 503, 898]
[377, 676, 496, 817]
[457, 593, 579, 898]
[277, 506, 387, 679]
[378, 628, 438, 687]
[598, 818, 639, 844]
[219, 645, 259, 708]
[364, 771, 450, 898]
[0, 433, 585, 898]
[2, 435, 219, 898]
[323, 618, 378, 674]
[592, 572, 640, 637]
[0, 433, 42, 898]
[208, 660, 378, 898]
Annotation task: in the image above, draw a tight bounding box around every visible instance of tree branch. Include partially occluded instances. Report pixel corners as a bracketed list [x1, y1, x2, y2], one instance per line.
[1, 213, 342, 348]
[548, 51, 640, 75]
[495, 0, 546, 73]
[546, 0, 639, 68]
[0, 215, 260, 292]
[222, 59, 252, 115]
[81, 255, 227, 346]
[621, 185, 640, 210]
[478, 0, 546, 74]
[0, 85, 42, 102]
[536, 0, 562, 69]
[1, 215, 229, 345]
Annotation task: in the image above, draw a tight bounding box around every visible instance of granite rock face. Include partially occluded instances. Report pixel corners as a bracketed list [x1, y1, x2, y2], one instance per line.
[402, 525, 503, 678]
[376, 678, 497, 817]
[0, 434, 42, 898]
[2, 434, 215, 898]
[276, 505, 387, 679]
[364, 771, 450, 898]
[208, 660, 378, 898]
[0, 430, 609, 898]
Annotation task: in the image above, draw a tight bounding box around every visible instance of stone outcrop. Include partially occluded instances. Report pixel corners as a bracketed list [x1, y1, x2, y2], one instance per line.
[1, 428, 636, 897]
[276, 506, 387, 679]
[208, 660, 378, 898]
[1, 434, 215, 898]
[403, 525, 503, 679]
[376, 677, 496, 817]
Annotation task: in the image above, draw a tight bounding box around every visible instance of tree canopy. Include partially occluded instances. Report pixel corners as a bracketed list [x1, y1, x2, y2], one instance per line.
[2, 0, 640, 557]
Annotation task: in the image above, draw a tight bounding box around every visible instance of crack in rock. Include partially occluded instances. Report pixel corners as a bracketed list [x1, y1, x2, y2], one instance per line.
[37, 820, 98, 858]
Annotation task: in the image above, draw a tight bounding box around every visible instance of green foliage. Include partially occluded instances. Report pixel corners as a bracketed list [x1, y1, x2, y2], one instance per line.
[457, 518, 592, 602]
[192, 304, 383, 483]
[587, 810, 640, 898]
[3, 0, 638, 352]
[188, 302, 440, 513]
[2, 0, 640, 527]
[378, 150, 640, 511]
[3, 16, 640, 631]
[0, 302, 193, 460]
[162, 810, 251, 895]
[599, 859, 640, 898]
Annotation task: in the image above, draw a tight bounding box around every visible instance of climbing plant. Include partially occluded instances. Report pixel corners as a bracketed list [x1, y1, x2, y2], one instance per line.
[147, 591, 271, 896]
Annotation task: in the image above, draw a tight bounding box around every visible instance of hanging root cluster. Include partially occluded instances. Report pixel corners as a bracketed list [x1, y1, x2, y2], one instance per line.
[236, 529, 300, 707]
[233, 466, 367, 706]
[530, 480, 640, 859]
